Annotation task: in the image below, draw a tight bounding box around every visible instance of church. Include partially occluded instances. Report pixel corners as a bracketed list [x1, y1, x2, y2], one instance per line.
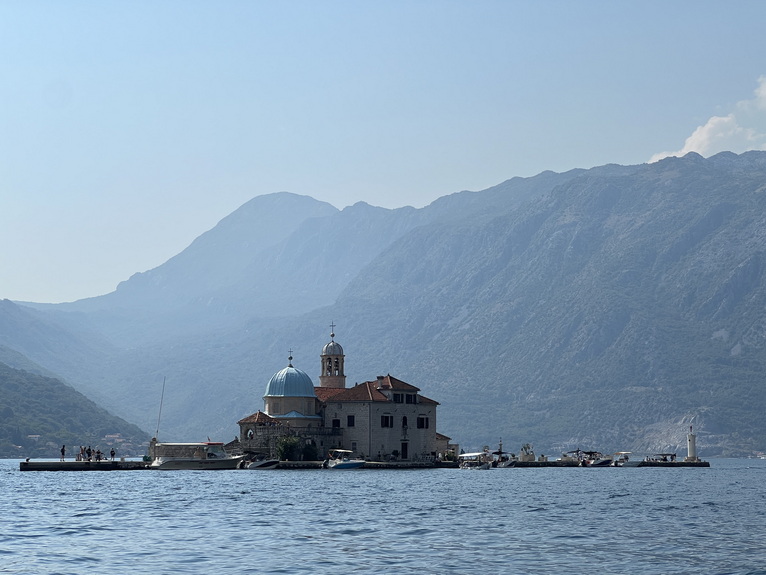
[237, 328, 446, 461]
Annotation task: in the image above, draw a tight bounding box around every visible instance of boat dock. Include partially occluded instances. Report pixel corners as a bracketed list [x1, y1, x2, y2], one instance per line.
[19, 458, 710, 471]
[19, 460, 149, 471]
[635, 460, 710, 467]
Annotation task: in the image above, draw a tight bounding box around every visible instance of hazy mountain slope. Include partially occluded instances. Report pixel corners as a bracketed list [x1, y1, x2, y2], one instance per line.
[64, 192, 339, 312]
[0, 299, 117, 403]
[20, 172, 580, 348]
[3, 170, 581, 439]
[6, 152, 766, 455]
[0, 359, 149, 458]
[337, 151, 766, 454]
[22, 193, 339, 345]
[16, 171, 586, 438]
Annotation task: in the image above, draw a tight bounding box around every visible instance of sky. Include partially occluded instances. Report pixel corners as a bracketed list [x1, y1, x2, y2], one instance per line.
[2, 1, 766, 303]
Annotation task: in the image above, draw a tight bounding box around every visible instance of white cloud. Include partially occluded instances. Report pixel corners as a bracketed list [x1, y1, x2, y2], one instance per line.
[650, 76, 766, 163]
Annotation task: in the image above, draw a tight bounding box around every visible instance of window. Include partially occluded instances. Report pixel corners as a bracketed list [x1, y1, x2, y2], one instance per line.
[332, 418, 341, 428]
[393, 393, 403, 403]
[402, 416, 408, 428]
[381, 415, 394, 428]
[417, 416, 430, 429]
[351, 441, 357, 452]
[405, 394, 416, 404]
[347, 415, 355, 427]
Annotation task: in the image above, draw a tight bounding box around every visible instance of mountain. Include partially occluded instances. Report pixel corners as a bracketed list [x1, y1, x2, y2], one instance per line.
[23, 175, 578, 347]
[0, 351, 149, 458]
[5, 151, 766, 456]
[340, 151, 766, 456]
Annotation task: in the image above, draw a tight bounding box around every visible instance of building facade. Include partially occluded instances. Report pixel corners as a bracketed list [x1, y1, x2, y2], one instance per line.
[238, 330, 441, 461]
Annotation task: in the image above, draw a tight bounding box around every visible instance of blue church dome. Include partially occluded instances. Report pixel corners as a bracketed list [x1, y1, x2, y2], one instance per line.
[264, 363, 316, 398]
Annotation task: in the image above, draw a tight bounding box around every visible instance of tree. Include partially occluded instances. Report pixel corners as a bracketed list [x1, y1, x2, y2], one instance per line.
[276, 436, 300, 460]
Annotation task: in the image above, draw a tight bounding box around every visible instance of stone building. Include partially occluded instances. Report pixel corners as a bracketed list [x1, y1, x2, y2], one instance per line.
[237, 329, 442, 461]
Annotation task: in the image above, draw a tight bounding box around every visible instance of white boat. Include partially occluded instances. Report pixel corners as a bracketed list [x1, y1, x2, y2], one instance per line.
[325, 449, 366, 469]
[149, 442, 244, 470]
[246, 454, 280, 469]
[613, 451, 640, 467]
[492, 440, 516, 467]
[582, 450, 613, 467]
[458, 452, 492, 470]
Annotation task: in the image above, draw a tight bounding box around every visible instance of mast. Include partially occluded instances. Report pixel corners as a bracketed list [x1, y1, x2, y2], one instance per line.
[155, 376, 166, 440]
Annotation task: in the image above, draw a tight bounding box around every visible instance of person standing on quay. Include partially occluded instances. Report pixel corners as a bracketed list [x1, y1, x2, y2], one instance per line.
[60, 445, 65, 461]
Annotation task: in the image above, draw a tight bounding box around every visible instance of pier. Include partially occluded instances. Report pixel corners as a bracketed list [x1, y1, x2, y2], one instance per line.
[19, 458, 710, 471]
[19, 460, 148, 471]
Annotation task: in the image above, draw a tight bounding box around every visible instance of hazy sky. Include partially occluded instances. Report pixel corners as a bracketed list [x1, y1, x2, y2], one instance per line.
[2, 2, 766, 303]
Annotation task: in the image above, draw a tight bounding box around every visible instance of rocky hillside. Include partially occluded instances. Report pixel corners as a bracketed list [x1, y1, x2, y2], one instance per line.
[5, 151, 766, 456]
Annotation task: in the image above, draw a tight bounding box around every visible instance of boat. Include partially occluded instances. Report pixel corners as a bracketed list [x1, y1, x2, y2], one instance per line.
[146, 381, 245, 469]
[644, 453, 678, 464]
[458, 451, 492, 470]
[582, 451, 613, 466]
[148, 441, 244, 470]
[492, 440, 516, 467]
[612, 451, 640, 467]
[246, 454, 280, 469]
[325, 449, 366, 469]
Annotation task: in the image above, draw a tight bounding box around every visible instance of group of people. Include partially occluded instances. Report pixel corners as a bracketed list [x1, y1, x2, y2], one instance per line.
[60, 445, 116, 462]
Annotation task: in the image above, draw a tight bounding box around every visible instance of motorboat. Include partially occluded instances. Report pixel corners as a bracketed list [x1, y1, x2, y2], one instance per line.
[325, 449, 366, 469]
[458, 452, 492, 470]
[149, 442, 244, 470]
[582, 451, 613, 467]
[612, 451, 640, 467]
[644, 453, 678, 464]
[246, 454, 280, 469]
[492, 440, 516, 467]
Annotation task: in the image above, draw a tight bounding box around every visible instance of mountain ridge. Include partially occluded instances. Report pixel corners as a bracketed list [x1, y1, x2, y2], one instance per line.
[4, 152, 766, 455]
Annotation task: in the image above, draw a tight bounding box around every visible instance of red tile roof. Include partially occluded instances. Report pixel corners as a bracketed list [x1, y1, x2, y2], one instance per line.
[315, 381, 387, 402]
[368, 374, 421, 392]
[313, 374, 439, 405]
[417, 395, 439, 405]
[237, 410, 276, 425]
[314, 387, 348, 402]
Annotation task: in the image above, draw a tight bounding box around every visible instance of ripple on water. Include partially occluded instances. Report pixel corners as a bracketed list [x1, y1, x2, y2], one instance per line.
[1, 460, 766, 574]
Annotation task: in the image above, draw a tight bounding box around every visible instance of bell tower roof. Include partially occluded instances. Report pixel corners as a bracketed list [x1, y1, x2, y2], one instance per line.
[322, 330, 344, 356]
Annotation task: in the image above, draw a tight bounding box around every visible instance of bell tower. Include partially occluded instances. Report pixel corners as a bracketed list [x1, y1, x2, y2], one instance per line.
[319, 322, 346, 389]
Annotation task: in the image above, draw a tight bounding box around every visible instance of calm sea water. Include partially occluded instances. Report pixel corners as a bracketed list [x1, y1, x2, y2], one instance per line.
[1, 458, 764, 574]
